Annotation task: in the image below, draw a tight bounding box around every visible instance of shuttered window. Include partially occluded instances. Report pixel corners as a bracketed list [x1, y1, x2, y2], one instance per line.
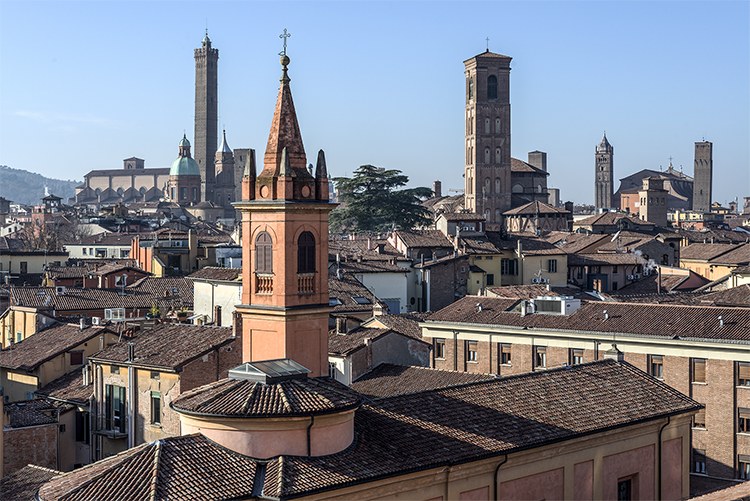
[298, 232, 316, 273]
[255, 232, 273, 273]
[739, 408, 750, 433]
[738, 362, 750, 386]
[693, 408, 706, 429]
[692, 358, 706, 383]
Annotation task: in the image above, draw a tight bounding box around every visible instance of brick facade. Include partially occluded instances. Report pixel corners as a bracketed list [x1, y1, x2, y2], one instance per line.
[4, 424, 57, 475]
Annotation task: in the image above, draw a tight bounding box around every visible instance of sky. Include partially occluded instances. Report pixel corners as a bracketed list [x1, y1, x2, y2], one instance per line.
[0, 0, 748, 205]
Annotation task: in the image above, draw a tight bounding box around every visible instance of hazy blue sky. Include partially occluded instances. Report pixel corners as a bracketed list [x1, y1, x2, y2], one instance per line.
[0, 0, 748, 205]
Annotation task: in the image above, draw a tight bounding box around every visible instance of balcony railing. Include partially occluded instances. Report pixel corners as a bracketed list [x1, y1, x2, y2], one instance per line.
[297, 273, 315, 294]
[255, 273, 274, 294]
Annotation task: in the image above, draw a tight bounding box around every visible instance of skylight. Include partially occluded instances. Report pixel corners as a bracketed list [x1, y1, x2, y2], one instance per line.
[351, 296, 371, 305]
[228, 359, 310, 384]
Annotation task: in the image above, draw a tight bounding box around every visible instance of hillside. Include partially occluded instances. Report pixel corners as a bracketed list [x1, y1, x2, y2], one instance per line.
[0, 165, 80, 205]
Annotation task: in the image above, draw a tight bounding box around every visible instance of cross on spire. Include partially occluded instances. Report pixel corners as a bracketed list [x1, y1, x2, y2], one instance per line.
[486, 37, 490, 51]
[279, 28, 291, 56]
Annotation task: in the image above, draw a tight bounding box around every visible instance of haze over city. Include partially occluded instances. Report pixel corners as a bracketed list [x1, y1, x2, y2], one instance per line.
[0, 0, 748, 204]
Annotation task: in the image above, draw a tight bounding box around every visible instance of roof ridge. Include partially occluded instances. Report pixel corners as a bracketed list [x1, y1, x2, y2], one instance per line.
[241, 383, 260, 414]
[277, 381, 292, 412]
[148, 440, 162, 501]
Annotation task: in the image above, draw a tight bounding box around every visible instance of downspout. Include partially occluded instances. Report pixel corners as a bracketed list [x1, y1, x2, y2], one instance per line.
[127, 343, 136, 449]
[306, 415, 315, 456]
[444, 465, 452, 501]
[453, 331, 458, 371]
[493, 455, 508, 500]
[657, 415, 670, 500]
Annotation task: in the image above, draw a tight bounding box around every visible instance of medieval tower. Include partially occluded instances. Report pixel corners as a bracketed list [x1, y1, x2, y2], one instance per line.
[214, 129, 236, 216]
[236, 48, 333, 377]
[194, 31, 219, 203]
[692, 140, 713, 213]
[594, 133, 614, 210]
[464, 50, 512, 226]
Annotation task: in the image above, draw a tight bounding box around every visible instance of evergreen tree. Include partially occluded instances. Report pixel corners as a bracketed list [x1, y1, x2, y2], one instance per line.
[330, 165, 433, 233]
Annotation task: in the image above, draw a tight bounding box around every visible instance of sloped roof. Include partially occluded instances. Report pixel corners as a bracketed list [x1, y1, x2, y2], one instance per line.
[328, 272, 378, 313]
[351, 363, 495, 398]
[510, 158, 548, 175]
[504, 200, 568, 216]
[393, 230, 452, 248]
[0, 464, 61, 500]
[187, 266, 242, 282]
[329, 327, 392, 356]
[681, 243, 740, 261]
[36, 369, 92, 405]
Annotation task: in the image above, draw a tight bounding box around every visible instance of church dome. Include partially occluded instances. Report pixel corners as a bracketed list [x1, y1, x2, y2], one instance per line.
[170, 156, 200, 176]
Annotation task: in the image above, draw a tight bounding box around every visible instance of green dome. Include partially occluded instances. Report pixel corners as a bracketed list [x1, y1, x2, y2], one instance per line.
[179, 135, 191, 148]
[170, 156, 200, 177]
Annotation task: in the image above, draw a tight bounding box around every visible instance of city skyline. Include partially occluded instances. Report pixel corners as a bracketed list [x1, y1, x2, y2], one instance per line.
[0, 0, 748, 205]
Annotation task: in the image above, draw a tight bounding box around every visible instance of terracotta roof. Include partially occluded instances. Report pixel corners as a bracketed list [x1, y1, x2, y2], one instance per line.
[37, 434, 260, 501]
[392, 230, 452, 248]
[574, 212, 655, 228]
[127, 277, 193, 305]
[4, 400, 60, 428]
[363, 312, 429, 340]
[36, 370, 92, 405]
[413, 253, 468, 269]
[336, 260, 407, 274]
[329, 327, 392, 356]
[329, 238, 402, 261]
[568, 252, 647, 266]
[65, 232, 138, 247]
[428, 295, 750, 342]
[689, 479, 750, 500]
[0, 324, 113, 371]
[328, 272, 378, 313]
[188, 266, 242, 282]
[510, 158, 548, 175]
[90, 324, 234, 370]
[45, 261, 143, 279]
[512, 236, 567, 256]
[37, 361, 700, 500]
[351, 363, 496, 398]
[609, 273, 697, 296]
[486, 284, 558, 298]
[459, 235, 505, 254]
[0, 464, 61, 500]
[710, 244, 750, 265]
[171, 375, 361, 418]
[439, 212, 486, 222]
[466, 50, 512, 60]
[504, 200, 567, 216]
[734, 265, 750, 275]
[545, 232, 610, 254]
[681, 243, 742, 261]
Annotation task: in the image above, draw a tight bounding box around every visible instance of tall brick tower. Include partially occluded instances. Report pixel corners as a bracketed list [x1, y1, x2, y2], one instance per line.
[194, 31, 219, 203]
[692, 141, 713, 213]
[594, 133, 614, 210]
[214, 129, 236, 216]
[236, 49, 333, 377]
[464, 50, 512, 227]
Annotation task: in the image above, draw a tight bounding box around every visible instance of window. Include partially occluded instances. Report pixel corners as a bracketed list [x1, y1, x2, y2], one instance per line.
[484, 118, 490, 134]
[501, 258, 518, 276]
[693, 449, 706, 474]
[495, 118, 501, 133]
[740, 456, 750, 480]
[111, 365, 120, 374]
[693, 408, 706, 429]
[692, 358, 706, 383]
[738, 362, 750, 386]
[434, 338, 446, 359]
[254, 232, 273, 273]
[740, 408, 750, 433]
[548, 259, 558, 273]
[495, 148, 501, 163]
[612, 266, 618, 274]
[570, 348, 584, 365]
[617, 477, 634, 501]
[328, 362, 337, 379]
[150, 371, 160, 380]
[535, 346, 547, 369]
[75, 411, 90, 444]
[180, 187, 187, 200]
[297, 231, 316, 273]
[648, 355, 664, 379]
[83, 248, 87, 255]
[329, 297, 343, 306]
[192, 187, 198, 201]
[484, 148, 491, 164]
[467, 77, 474, 101]
[150, 392, 161, 425]
[466, 341, 478, 363]
[486, 274, 495, 286]
[20, 262, 28, 274]
[351, 296, 371, 305]
[105, 384, 126, 433]
[500, 344, 512, 365]
[487, 75, 498, 100]
[70, 351, 83, 366]
[105, 308, 125, 321]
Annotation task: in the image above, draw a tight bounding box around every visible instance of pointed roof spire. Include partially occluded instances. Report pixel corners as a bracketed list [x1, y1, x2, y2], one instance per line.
[218, 129, 232, 154]
[244, 149, 256, 178]
[315, 150, 328, 179]
[262, 45, 307, 176]
[279, 147, 291, 177]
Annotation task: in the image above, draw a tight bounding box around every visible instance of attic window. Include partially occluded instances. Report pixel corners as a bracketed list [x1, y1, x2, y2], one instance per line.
[329, 297, 343, 306]
[351, 296, 371, 305]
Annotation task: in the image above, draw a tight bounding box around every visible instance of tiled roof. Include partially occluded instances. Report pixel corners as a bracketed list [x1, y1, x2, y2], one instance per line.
[486, 284, 558, 298]
[351, 363, 496, 398]
[0, 324, 112, 371]
[127, 277, 193, 305]
[4, 400, 60, 428]
[459, 236, 505, 254]
[38, 434, 259, 500]
[64, 232, 138, 247]
[37, 361, 700, 500]
[427, 295, 750, 342]
[609, 273, 695, 296]
[689, 479, 750, 500]
[710, 244, 750, 265]
[510, 158, 547, 174]
[336, 260, 407, 274]
[363, 312, 430, 340]
[574, 212, 655, 228]
[512, 236, 567, 256]
[679, 228, 750, 244]
[413, 253, 468, 269]
[681, 243, 742, 261]
[503, 200, 568, 216]
[439, 212, 486, 222]
[36, 370, 92, 405]
[568, 252, 647, 266]
[328, 272, 378, 313]
[171, 375, 361, 418]
[329, 238, 402, 261]
[188, 266, 242, 282]
[90, 324, 234, 370]
[545, 232, 610, 254]
[393, 230, 452, 248]
[329, 327, 391, 356]
[0, 464, 61, 500]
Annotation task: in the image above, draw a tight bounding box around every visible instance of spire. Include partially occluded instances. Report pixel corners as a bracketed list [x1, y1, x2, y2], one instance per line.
[315, 150, 328, 179]
[244, 149, 256, 178]
[262, 46, 307, 176]
[218, 129, 232, 154]
[279, 147, 291, 177]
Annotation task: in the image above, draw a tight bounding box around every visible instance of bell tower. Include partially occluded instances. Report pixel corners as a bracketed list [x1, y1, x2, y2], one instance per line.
[594, 133, 614, 210]
[194, 31, 219, 203]
[236, 44, 333, 377]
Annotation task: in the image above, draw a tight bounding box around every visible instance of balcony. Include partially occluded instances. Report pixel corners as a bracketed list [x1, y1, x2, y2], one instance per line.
[255, 273, 273, 294]
[93, 416, 128, 439]
[297, 273, 315, 294]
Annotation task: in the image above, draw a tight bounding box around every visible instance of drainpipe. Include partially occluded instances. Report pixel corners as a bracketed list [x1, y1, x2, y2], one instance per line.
[127, 342, 136, 449]
[306, 415, 315, 456]
[493, 455, 508, 500]
[657, 415, 670, 500]
[453, 331, 458, 371]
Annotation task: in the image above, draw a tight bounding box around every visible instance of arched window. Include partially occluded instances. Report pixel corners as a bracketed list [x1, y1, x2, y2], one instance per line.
[484, 118, 490, 134]
[467, 78, 474, 102]
[298, 231, 316, 273]
[484, 148, 491, 164]
[495, 178, 502, 194]
[487, 75, 498, 100]
[484, 177, 491, 195]
[255, 232, 273, 273]
[495, 118, 501, 133]
[495, 147, 501, 162]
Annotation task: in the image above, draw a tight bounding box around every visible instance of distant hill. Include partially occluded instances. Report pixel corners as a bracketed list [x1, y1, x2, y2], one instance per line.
[0, 165, 81, 205]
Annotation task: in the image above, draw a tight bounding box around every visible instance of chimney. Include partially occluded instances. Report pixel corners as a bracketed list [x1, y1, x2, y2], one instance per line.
[520, 301, 527, 317]
[127, 342, 135, 362]
[79, 318, 86, 331]
[367, 237, 372, 251]
[719, 315, 724, 328]
[603, 343, 624, 362]
[433, 180, 442, 198]
[232, 312, 242, 339]
[373, 302, 385, 317]
[603, 310, 609, 320]
[335, 317, 347, 334]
